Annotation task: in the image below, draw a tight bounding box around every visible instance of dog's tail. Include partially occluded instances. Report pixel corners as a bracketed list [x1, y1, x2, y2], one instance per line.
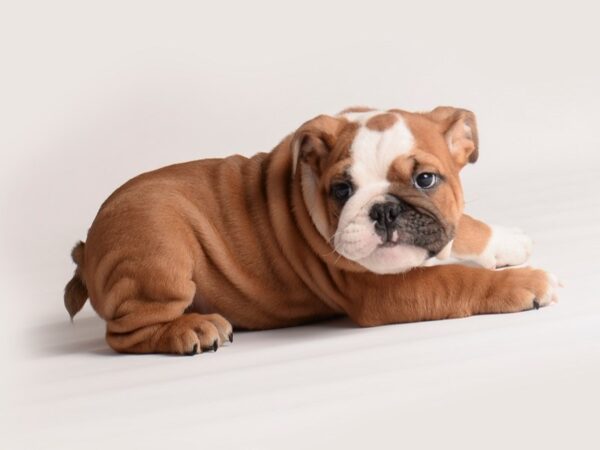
[64, 241, 89, 320]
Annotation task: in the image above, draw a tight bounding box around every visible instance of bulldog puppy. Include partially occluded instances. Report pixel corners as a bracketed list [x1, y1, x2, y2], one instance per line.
[64, 106, 558, 355]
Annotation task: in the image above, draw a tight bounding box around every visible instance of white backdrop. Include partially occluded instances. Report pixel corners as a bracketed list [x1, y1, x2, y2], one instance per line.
[1, 1, 599, 449]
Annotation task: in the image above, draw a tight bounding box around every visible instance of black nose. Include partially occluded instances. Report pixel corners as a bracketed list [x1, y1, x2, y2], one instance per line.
[369, 201, 401, 232]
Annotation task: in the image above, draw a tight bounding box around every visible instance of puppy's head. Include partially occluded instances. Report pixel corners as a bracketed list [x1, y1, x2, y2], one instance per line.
[292, 106, 478, 274]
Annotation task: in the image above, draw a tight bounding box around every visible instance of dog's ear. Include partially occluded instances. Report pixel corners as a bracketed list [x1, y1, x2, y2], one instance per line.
[292, 115, 344, 174]
[427, 106, 479, 166]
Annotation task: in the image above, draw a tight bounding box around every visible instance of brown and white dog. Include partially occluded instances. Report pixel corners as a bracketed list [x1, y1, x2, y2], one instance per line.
[64, 106, 559, 355]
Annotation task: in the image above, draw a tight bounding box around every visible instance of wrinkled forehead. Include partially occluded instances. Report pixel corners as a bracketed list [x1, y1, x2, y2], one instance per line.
[336, 109, 417, 188]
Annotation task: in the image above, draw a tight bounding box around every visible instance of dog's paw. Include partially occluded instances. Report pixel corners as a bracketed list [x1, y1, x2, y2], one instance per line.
[477, 226, 533, 269]
[487, 268, 560, 313]
[158, 313, 234, 355]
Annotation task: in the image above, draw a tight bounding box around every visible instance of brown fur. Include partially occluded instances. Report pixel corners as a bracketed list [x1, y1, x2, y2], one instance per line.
[64, 241, 88, 319]
[64, 106, 552, 355]
[453, 214, 492, 255]
[427, 106, 479, 164]
[339, 106, 375, 114]
[366, 113, 398, 131]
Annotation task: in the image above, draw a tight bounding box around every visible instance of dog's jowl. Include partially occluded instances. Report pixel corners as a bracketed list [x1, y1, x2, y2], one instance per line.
[64, 106, 558, 355]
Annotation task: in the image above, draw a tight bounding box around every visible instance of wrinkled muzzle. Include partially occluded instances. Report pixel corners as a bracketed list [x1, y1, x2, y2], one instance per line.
[333, 185, 453, 274]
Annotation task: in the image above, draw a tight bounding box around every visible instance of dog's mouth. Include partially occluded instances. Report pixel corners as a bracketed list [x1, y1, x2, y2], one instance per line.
[373, 203, 453, 256]
[332, 192, 455, 270]
[378, 229, 415, 247]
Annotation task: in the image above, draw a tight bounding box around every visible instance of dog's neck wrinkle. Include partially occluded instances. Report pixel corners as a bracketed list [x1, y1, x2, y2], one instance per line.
[280, 141, 367, 273]
[263, 139, 372, 313]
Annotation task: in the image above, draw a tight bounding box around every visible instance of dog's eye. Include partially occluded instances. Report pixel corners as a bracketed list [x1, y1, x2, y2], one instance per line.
[331, 181, 353, 203]
[414, 172, 438, 189]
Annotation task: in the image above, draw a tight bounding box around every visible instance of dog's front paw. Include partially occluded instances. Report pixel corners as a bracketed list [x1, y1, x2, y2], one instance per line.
[486, 267, 560, 313]
[476, 226, 533, 269]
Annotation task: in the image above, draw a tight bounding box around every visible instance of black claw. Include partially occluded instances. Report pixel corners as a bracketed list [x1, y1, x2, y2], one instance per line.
[228, 332, 233, 343]
[212, 340, 218, 352]
[533, 299, 540, 310]
[186, 343, 199, 356]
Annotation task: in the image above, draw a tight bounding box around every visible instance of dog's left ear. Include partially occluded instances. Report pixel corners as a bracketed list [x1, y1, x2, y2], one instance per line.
[292, 115, 344, 174]
[428, 106, 479, 166]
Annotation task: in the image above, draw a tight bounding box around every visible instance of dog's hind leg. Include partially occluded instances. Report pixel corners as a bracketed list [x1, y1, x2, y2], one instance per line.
[106, 299, 233, 355]
[94, 256, 233, 355]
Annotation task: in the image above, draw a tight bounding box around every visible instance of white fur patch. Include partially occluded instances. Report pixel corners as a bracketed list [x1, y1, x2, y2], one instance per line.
[453, 225, 533, 269]
[539, 272, 560, 306]
[349, 116, 414, 188]
[334, 183, 387, 258]
[357, 245, 429, 274]
[340, 110, 380, 124]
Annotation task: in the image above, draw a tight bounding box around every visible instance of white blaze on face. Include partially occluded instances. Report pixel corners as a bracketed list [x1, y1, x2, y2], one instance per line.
[333, 111, 429, 274]
[349, 114, 414, 186]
